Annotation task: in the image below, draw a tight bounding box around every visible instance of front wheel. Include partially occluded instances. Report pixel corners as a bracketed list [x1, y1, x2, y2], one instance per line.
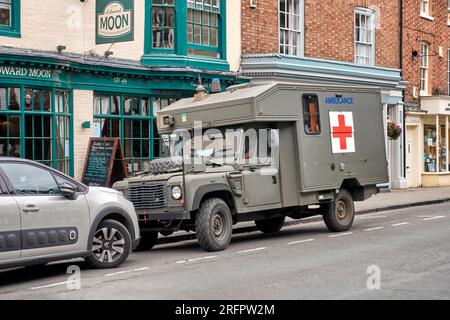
[86, 219, 131, 269]
[323, 189, 355, 232]
[196, 198, 233, 252]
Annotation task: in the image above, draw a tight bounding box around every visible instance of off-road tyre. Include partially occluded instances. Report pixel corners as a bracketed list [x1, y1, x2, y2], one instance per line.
[196, 198, 233, 252]
[323, 189, 355, 232]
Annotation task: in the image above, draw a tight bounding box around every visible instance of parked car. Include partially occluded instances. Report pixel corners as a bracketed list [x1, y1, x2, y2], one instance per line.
[0, 158, 140, 269]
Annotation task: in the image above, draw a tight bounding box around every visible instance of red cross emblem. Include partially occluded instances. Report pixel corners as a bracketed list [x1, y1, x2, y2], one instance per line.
[333, 115, 353, 150]
[329, 112, 355, 153]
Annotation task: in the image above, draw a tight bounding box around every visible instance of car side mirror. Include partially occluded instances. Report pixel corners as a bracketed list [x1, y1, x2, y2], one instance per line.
[59, 182, 78, 200]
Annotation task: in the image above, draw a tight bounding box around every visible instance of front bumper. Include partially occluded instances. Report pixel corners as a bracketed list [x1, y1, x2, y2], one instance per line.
[137, 209, 191, 221]
[132, 238, 141, 250]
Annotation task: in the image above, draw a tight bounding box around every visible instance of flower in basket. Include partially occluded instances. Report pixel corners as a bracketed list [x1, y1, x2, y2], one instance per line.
[387, 121, 402, 140]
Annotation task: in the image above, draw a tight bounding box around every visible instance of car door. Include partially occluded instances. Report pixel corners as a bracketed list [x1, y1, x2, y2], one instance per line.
[0, 161, 90, 259]
[0, 175, 21, 262]
[238, 129, 282, 207]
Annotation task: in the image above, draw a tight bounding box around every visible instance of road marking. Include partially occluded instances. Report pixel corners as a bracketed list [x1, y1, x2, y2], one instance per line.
[418, 215, 439, 218]
[392, 222, 410, 227]
[288, 239, 315, 245]
[363, 227, 384, 232]
[104, 270, 131, 277]
[187, 256, 217, 262]
[329, 232, 353, 238]
[30, 281, 73, 290]
[134, 267, 149, 272]
[237, 247, 267, 254]
[359, 215, 387, 219]
[176, 260, 187, 264]
[423, 216, 445, 221]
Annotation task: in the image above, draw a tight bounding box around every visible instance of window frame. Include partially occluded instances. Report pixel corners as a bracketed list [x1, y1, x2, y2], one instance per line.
[93, 93, 154, 175]
[0, 87, 74, 176]
[302, 94, 321, 136]
[354, 7, 376, 66]
[420, 42, 429, 96]
[278, 0, 304, 57]
[187, 0, 222, 59]
[150, 0, 176, 53]
[144, 0, 227, 62]
[0, 0, 20, 38]
[420, 0, 430, 16]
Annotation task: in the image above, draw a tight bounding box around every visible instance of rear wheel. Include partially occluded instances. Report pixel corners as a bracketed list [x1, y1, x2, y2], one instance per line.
[133, 231, 158, 252]
[86, 219, 131, 269]
[323, 189, 355, 232]
[196, 198, 233, 252]
[255, 216, 286, 233]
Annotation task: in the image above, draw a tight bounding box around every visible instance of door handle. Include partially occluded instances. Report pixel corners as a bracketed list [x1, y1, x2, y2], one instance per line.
[22, 205, 40, 214]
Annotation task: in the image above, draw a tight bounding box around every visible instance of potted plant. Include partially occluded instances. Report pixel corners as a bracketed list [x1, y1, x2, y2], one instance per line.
[387, 121, 402, 140]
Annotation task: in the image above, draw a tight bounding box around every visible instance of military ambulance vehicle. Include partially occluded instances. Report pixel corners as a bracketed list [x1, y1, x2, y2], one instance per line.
[113, 83, 388, 252]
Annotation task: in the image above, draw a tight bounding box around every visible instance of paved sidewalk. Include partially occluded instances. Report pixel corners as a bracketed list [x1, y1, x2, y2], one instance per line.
[355, 186, 450, 213]
[157, 187, 450, 245]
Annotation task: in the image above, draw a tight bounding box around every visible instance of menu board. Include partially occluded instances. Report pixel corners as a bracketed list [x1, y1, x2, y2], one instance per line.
[82, 138, 127, 187]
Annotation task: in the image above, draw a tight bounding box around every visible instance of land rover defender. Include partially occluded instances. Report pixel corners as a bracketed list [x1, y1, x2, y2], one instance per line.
[113, 83, 388, 252]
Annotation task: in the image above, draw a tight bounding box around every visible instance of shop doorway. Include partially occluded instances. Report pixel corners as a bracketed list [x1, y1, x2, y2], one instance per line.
[406, 125, 420, 188]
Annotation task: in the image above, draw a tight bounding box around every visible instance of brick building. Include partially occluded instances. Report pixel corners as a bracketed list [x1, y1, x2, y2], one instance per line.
[403, 0, 450, 187]
[240, 0, 407, 188]
[0, 0, 242, 180]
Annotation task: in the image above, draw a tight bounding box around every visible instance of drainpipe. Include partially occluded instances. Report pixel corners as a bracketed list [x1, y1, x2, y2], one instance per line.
[400, 0, 407, 180]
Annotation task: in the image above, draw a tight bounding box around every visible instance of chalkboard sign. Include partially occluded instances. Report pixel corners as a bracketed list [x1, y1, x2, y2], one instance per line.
[82, 138, 128, 188]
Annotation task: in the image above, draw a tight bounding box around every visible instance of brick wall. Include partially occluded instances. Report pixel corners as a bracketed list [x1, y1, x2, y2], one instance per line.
[402, 0, 450, 103]
[241, 0, 400, 69]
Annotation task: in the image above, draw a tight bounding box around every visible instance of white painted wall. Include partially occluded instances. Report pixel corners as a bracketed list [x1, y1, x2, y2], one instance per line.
[226, 0, 242, 72]
[0, 0, 240, 70]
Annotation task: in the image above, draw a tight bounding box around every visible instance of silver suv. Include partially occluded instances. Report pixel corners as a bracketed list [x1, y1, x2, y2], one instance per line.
[0, 158, 140, 269]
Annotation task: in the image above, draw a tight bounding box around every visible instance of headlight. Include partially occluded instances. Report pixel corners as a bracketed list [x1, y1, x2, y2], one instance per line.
[171, 186, 182, 200]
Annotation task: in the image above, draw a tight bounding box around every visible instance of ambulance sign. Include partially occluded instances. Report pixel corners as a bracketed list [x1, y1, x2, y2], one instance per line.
[329, 111, 355, 154]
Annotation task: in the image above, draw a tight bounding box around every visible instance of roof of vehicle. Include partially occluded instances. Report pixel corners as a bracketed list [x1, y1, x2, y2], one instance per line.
[158, 83, 278, 114]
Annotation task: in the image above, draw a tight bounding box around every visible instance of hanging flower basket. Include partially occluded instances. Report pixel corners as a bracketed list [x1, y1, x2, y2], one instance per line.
[387, 121, 402, 140]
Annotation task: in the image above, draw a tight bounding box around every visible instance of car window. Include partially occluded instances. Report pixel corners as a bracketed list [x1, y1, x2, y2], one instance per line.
[302, 94, 321, 135]
[0, 163, 60, 195]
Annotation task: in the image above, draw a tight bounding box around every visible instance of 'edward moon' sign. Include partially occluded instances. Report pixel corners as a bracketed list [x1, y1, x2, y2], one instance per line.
[96, 0, 134, 44]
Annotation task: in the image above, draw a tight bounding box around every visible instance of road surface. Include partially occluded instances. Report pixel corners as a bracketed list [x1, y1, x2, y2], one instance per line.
[0, 202, 449, 300]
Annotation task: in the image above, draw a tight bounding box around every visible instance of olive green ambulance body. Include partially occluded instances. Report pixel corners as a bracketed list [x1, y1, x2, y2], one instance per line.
[113, 83, 388, 252]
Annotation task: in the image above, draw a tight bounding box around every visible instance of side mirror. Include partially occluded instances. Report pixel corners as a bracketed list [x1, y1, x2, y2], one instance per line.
[59, 182, 78, 200]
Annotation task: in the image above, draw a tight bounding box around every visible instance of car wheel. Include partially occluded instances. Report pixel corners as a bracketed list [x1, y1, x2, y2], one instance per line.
[133, 231, 158, 252]
[86, 219, 131, 269]
[196, 198, 233, 252]
[255, 216, 286, 233]
[323, 189, 355, 232]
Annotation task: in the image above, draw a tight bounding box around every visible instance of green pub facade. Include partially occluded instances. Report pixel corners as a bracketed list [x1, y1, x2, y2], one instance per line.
[0, 0, 242, 179]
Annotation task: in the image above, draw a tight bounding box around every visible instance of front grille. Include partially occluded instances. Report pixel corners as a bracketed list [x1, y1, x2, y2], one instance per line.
[127, 184, 167, 209]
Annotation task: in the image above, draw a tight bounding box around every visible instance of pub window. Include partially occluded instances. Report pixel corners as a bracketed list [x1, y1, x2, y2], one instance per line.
[94, 94, 153, 175]
[187, 0, 222, 58]
[151, 0, 175, 50]
[151, 97, 177, 158]
[145, 0, 226, 63]
[0, 87, 73, 175]
[0, 0, 20, 38]
[302, 94, 321, 135]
